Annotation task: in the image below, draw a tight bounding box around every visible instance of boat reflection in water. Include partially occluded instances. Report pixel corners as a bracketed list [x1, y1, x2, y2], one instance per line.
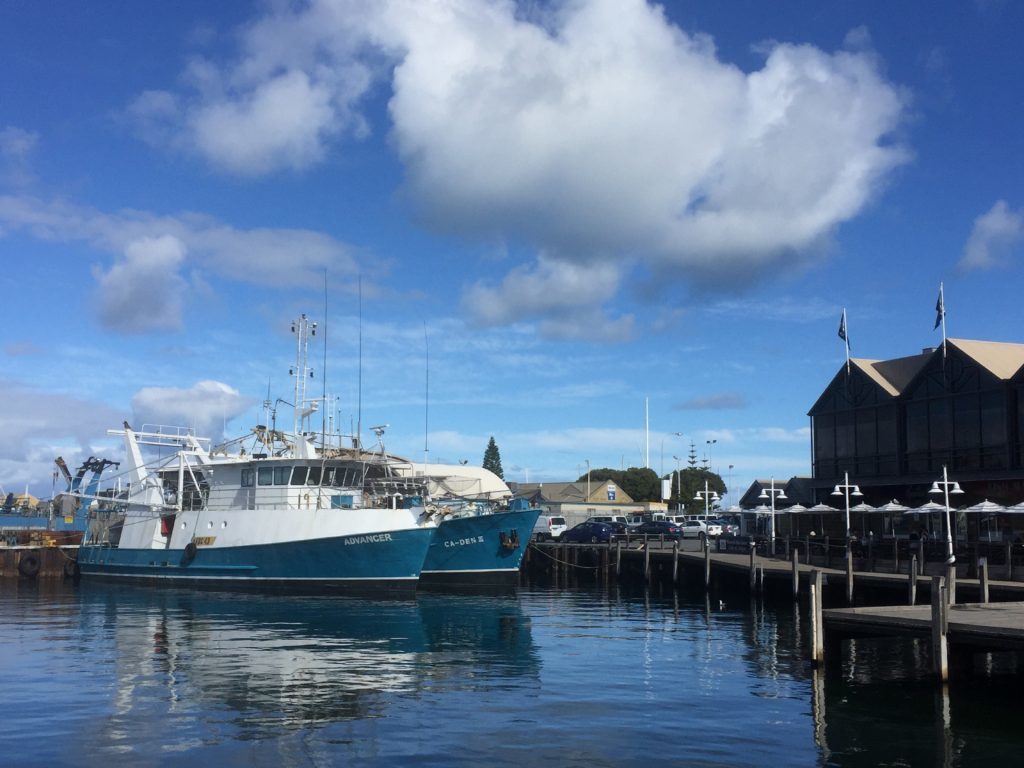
[76, 585, 539, 757]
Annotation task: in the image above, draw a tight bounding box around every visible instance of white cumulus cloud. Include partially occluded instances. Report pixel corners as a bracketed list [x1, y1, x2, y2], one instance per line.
[131, 380, 251, 441]
[126, 0, 910, 335]
[959, 200, 1023, 270]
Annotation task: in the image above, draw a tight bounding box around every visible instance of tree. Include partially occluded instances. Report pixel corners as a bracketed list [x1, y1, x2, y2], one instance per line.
[663, 468, 726, 513]
[482, 436, 504, 479]
[575, 466, 661, 502]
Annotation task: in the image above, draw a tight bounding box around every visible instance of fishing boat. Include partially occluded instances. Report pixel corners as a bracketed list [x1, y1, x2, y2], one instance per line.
[406, 464, 540, 588]
[77, 315, 435, 593]
[76, 423, 435, 593]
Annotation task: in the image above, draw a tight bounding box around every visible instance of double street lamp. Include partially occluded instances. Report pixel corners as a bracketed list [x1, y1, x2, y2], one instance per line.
[758, 478, 787, 552]
[693, 479, 720, 516]
[831, 471, 863, 552]
[929, 465, 964, 565]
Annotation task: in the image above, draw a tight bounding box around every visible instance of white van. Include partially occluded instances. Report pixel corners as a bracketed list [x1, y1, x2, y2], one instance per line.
[585, 515, 628, 526]
[533, 515, 567, 541]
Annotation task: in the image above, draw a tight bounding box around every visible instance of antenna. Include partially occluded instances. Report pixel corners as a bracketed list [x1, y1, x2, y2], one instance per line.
[322, 270, 329, 449]
[356, 274, 363, 450]
[424, 321, 429, 467]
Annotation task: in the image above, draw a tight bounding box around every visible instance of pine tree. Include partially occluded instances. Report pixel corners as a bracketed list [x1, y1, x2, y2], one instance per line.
[482, 436, 504, 479]
[687, 442, 698, 468]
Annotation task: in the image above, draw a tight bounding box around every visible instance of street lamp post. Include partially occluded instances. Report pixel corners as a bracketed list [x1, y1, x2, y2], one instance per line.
[831, 471, 863, 553]
[673, 455, 682, 510]
[929, 465, 964, 565]
[693, 479, 720, 517]
[758, 478, 787, 554]
[660, 432, 683, 477]
[705, 439, 717, 471]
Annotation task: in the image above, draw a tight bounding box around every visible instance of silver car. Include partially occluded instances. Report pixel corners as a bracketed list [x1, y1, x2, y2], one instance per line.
[679, 520, 723, 540]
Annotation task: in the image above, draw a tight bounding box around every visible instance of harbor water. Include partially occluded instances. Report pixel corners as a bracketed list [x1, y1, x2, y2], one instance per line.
[1, 576, 1022, 767]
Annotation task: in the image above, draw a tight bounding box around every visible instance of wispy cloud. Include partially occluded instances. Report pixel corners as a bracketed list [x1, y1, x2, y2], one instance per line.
[0, 126, 37, 187]
[0, 195, 362, 333]
[675, 393, 748, 411]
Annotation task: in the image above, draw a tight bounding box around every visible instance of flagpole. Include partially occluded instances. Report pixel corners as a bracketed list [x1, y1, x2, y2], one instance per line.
[939, 282, 947, 358]
[843, 308, 850, 375]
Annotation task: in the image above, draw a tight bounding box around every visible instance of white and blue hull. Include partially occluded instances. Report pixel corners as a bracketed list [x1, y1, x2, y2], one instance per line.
[78, 526, 434, 593]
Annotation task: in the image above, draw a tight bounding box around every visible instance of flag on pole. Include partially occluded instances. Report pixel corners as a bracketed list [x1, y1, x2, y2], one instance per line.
[934, 284, 945, 330]
[838, 308, 851, 374]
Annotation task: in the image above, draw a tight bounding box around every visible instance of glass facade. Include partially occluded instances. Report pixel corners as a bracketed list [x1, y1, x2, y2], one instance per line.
[811, 348, 1016, 481]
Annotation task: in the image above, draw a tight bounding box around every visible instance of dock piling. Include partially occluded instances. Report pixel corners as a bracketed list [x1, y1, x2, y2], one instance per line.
[979, 556, 989, 603]
[616, 539, 622, 578]
[672, 540, 679, 584]
[791, 549, 799, 600]
[809, 569, 824, 665]
[946, 563, 956, 605]
[845, 549, 854, 605]
[931, 575, 949, 682]
[749, 545, 757, 590]
[703, 537, 711, 589]
[909, 555, 918, 605]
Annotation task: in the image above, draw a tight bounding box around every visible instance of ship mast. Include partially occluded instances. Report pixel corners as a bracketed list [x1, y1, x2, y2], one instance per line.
[290, 314, 318, 436]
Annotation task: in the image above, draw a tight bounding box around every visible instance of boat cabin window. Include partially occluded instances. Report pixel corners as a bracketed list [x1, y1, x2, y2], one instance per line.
[321, 467, 336, 486]
[306, 466, 322, 486]
[274, 466, 291, 485]
[291, 466, 309, 485]
[241, 469, 255, 487]
[258, 467, 273, 486]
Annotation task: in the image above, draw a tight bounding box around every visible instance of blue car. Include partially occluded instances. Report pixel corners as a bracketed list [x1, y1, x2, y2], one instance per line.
[560, 521, 615, 543]
[634, 520, 683, 539]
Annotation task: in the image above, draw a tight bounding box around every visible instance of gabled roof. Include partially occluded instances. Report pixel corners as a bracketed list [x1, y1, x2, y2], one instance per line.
[863, 351, 933, 394]
[512, 480, 633, 503]
[948, 339, 1024, 380]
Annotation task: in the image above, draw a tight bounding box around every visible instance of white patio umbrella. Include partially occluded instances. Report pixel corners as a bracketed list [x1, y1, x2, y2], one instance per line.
[904, 501, 946, 514]
[962, 500, 1007, 543]
[1004, 502, 1024, 514]
[808, 503, 839, 513]
[961, 499, 1006, 514]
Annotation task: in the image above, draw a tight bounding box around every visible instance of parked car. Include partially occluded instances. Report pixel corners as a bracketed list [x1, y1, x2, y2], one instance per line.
[533, 515, 567, 541]
[561, 521, 615, 544]
[633, 520, 683, 539]
[585, 515, 629, 526]
[712, 518, 739, 536]
[679, 519, 723, 540]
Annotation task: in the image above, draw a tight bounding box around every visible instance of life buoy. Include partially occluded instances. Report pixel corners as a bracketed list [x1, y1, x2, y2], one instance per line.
[181, 541, 197, 566]
[63, 559, 80, 579]
[18, 553, 41, 578]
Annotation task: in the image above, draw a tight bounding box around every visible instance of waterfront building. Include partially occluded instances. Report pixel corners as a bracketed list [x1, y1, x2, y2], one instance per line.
[511, 480, 650, 528]
[808, 338, 1024, 507]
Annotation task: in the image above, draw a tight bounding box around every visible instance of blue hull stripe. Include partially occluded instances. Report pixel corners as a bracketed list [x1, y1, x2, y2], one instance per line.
[78, 527, 434, 586]
[421, 509, 540, 578]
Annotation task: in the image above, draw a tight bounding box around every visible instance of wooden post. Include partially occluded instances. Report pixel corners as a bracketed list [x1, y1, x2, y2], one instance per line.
[893, 538, 900, 575]
[1006, 541, 1014, 581]
[946, 562, 956, 606]
[784, 537, 791, 559]
[868, 536, 874, 571]
[979, 556, 989, 604]
[616, 539, 622, 578]
[810, 569, 824, 665]
[918, 537, 925, 575]
[791, 548, 800, 600]
[749, 544, 757, 590]
[845, 549, 854, 605]
[931, 575, 949, 682]
[825, 536, 831, 568]
[672, 539, 679, 583]
[644, 541, 651, 582]
[703, 537, 711, 589]
[909, 555, 918, 605]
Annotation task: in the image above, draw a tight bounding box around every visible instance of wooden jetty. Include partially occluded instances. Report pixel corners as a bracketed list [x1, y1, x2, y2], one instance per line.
[527, 538, 1024, 603]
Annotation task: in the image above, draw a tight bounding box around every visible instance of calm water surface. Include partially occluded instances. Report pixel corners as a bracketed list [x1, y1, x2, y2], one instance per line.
[1, 577, 1021, 767]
